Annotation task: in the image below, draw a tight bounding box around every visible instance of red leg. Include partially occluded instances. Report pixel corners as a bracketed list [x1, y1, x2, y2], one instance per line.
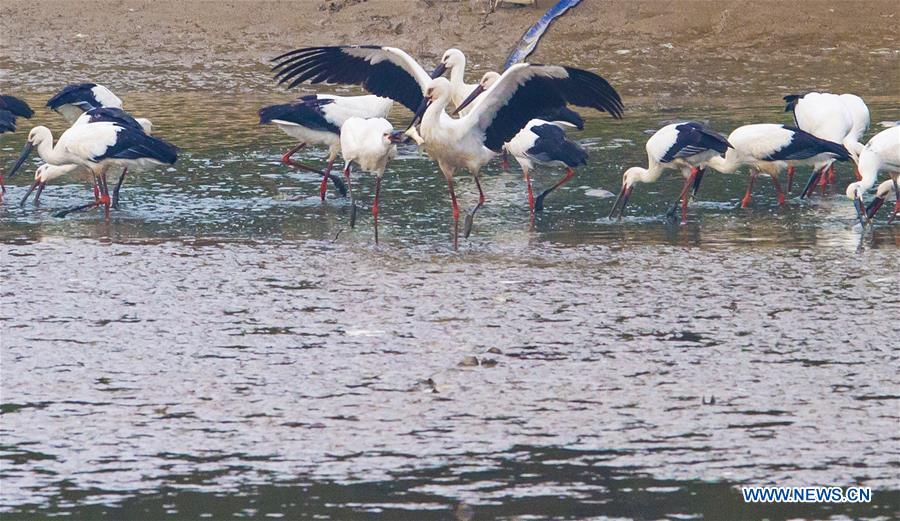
[0, 172, 5, 202]
[854, 168, 862, 182]
[447, 177, 459, 250]
[786, 166, 795, 194]
[473, 175, 486, 213]
[535, 167, 576, 213]
[501, 150, 510, 171]
[447, 177, 459, 222]
[523, 167, 535, 216]
[741, 171, 758, 208]
[99, 171, 111, 219]
[828, 164, 836, 184]
[819, 165, 828, 195]
[373, 175, 382, 244]
[770, 175, 785, 206]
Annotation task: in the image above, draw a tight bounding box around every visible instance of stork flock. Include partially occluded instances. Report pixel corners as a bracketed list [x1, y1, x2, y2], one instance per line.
[2, 46, 898, 246]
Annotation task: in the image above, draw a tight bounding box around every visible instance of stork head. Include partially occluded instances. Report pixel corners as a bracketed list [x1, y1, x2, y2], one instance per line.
[7, 126, 51, 180]
[480, 71, 500, 89]
[385, 130, 405, 145]
[442, 49, 465, 70]
[865, 180, 897, 220]
[845, 181, 870, 227]
[607, 167, 644, 219]
[424, 78, 451, 102]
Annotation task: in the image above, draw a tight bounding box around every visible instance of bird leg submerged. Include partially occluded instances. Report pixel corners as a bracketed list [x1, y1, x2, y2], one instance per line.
[666, 167, 700, 225]
[112, 168, 128, 209]
[373, 175, 382, 244]
[534, 167, 576, 213]
[52, 168, 111, 219]
[463, 175, 486, 239]
[282, 143, 347, 200]
[741, 169, 759, 208]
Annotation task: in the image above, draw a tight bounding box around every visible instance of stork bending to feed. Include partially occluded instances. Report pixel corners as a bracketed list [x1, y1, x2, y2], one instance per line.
[272, 46, 624, 245]
[608, 122, 731, 224]
[846, 126, 899, 226]
[7, 115, 177, 219]
[19, 163, 87, 207]
[259, 94, 393, 200]
[1, 95, 35, 201]
[339, 117, 404, 243]
[704, 124, 850, 208]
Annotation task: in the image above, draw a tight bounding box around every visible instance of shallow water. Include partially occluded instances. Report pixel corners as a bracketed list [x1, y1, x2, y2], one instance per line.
[1, 91, 899, 520]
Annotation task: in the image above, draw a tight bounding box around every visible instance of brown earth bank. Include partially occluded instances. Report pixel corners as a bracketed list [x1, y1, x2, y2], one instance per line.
[1, 0, 898, 106]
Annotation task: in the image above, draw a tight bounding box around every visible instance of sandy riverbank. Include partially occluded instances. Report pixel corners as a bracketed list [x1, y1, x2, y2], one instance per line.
[1, 0, 898, 104]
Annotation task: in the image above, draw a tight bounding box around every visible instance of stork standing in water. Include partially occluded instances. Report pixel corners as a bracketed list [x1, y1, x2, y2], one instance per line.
[845, 126, 900, 226]
[783, 92, 868, 195]
[705, 124, 850, 208]
[19, 163, 87, 207]
[608, 122, 731, 224]
[7, 116, 177, 218]
[1, 94, 35, 201]
[272, 46, 623, 245]
[259, 94, 393, 200]
[338, 117, 403, 243]
[47, 83, 123, 123]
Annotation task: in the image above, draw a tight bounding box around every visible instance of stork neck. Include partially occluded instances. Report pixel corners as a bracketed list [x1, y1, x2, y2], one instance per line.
[34, 133, 63, 164]
[706, 154, 738, 174]
[639, 165, 664, 184]
[422, 93, 452, 132]
[448, 61, 466, 88]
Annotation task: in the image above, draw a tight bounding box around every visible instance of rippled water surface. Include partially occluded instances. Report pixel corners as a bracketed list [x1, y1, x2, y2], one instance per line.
[1, 91, 899, 520]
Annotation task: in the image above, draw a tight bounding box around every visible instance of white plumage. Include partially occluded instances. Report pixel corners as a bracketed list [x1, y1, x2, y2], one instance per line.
[339, 117, 400, 243]
[706, 124, 849, 207]
[845, 126, 900, 223]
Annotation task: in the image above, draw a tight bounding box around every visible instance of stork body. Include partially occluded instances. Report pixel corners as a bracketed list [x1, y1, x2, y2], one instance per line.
[706, 124, 850, 208]
[503, 120, 587, 215]
[259, 94, 392, 200]
[8, 120, 177, 218]
[339, 117, 401, 242]
[271, 46, 623, 246]
[609, 122, 730, 223]
[784, 92, 867, 194]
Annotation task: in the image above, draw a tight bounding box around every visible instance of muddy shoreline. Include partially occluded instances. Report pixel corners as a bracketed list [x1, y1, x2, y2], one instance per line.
[2, 0, 898, 105]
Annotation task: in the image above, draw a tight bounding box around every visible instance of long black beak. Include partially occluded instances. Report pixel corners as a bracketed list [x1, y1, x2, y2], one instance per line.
[404, 98, 430, 133]
[8, 141, 34, 180]
[451, 84, 485, 116]
[19, 179, 40, 207]
[853, 191, 869, 227]
[865, 196, 885, 220]
[800, 167, 822, 199]
[608, 185, 633, 219]
[430, 63, 447, 79]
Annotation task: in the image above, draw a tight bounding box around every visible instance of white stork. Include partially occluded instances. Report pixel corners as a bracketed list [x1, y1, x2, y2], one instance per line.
[259, 94, 393, 200]
[339, 117, 403, 243]
[46, 83, 123, 123]
[0, 94, 34, 201]
[464, 71, 587, 216]
[846, 126, 900, 226]
[7, 116, 177, 218]
[19, 163, 87, 206]
[271, 45, 623, 245]
[608, 122, 731, 224]
[783, 92, 869, 195]
[705, 124, 850, 208]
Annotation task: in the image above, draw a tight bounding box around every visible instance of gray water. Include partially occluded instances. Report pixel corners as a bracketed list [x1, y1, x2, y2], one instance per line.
[1, 92, 899, 520]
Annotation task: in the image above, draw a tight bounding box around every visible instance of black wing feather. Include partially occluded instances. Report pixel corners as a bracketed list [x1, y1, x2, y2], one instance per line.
[258, 96, 341, 134]
[0, 110, 17, 134]
[83, 107, 144, 130]
[528, 123, 588, 167]
[662, 122, 731, 163]
[764, 126, 850, 162]
[0, 95, 34, 119]
[95, 127, 178, 164]
[46, 83, 101, 111]
[483, 66, 623, 152]
[271, 46, 424, 112]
